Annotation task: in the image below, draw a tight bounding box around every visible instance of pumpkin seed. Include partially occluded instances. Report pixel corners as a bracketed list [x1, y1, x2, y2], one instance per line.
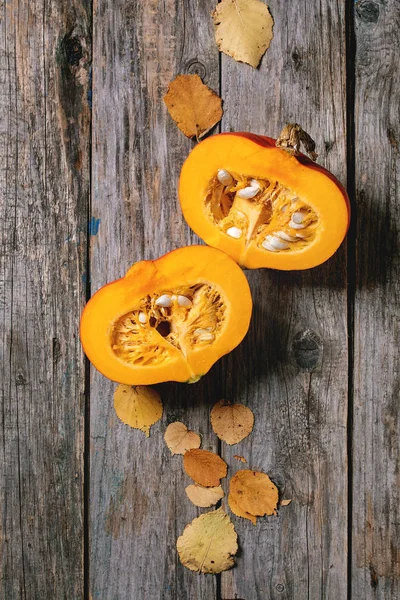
[276, 231, 297, 242]
[289, 220, 306, 230]
[237, 180, 260, 199]
[261, 240, 278, 252]
[194, 328, 213, 335]
[226, 226, 242, 239]
[267, 235, 290, 250]
[292, 211, 306, 224]
[197, 332, 215, 342]
[177, 295, 192, 308]
[155, 294, 172, 307]
[217, 169, 234, 186]
[138, 312, 147, 324]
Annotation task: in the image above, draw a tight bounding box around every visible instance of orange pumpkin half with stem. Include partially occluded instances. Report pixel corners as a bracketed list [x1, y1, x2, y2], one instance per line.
[179, 124, 350, 270]
[80, 246, 252, 385]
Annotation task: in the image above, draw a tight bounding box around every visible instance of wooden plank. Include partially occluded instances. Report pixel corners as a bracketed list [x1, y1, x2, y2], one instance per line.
[0, 0, 90, 597]
[352, 0, 400, 597]
[219, 2, 349, 598]
[90, 1, 220, 598]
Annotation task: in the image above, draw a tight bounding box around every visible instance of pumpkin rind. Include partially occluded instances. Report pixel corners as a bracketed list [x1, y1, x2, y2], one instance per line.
[80, 246, 252, 384]
[178, 133, 350, 270]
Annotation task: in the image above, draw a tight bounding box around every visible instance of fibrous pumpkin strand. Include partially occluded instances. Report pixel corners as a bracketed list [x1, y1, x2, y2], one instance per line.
[111, 283, 226, 366]
[206, 171, 318, 253]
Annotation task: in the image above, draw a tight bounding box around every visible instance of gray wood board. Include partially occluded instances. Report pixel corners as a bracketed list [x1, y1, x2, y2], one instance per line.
[352, 0, 400, 598]
[219, 1, 349, 599]
[89, 1, 220, 598]
[3, 0, 399, 598]
[0, 0, 90, 597]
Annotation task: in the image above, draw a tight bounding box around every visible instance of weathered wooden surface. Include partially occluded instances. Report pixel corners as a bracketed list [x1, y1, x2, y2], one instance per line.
[90, 1, 219, 598]
[219, 1, 348, 599]
[1, 0, 399, 598]
[352, 0, 400, 597]
[0, 0, 90, 597]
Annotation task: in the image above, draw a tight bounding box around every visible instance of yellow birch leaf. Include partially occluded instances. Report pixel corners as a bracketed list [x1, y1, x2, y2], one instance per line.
[211, 399, 254, 445]
[212, 0, 274, 68]
[164, 421, 201, 455]
[177, 507, 238, 573]
[164, 74, 223, 139]
[228, 492, 257, 525]
[230, 469, 278, 517]
[183, 448, 228, 487]
[114, 384, 162, 437]
[185, 484, 224, 508]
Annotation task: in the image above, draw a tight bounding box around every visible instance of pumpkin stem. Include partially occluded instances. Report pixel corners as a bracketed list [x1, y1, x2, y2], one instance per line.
[276, 123, 318, 161]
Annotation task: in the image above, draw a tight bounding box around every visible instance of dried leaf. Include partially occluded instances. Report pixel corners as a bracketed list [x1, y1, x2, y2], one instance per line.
[184, 448, 228, 487]
[228, 492, 257, 525]
[229, 469, 278, 517]
[234, 455, 248, 463]
[114, 384, 163, 437]
[211, 399, 254, 445]
[280, 499, 292, 506]
[185, 484, 224, 508]
[164, 74, 223, 139]
[177, 507, 238, 573]
[164, 421, 201, 455]
[212, 0, 274, 68]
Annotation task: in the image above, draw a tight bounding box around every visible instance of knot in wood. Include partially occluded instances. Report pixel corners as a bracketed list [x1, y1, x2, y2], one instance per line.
[60, 32, 83, 67]
[16, 371, 28, 386]
[291, 47, 302, 71]
[356, 1, 380, 23]
[290, 329, 322, 371]
[185, 60, 207, 80]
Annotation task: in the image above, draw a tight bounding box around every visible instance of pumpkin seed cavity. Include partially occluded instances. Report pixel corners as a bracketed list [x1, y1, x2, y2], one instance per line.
[111, 284, 225, 366]
[207, 170, 319, 252]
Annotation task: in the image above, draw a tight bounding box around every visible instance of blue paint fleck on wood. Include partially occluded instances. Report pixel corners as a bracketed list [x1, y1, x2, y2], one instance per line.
[89, 217, 101, 235]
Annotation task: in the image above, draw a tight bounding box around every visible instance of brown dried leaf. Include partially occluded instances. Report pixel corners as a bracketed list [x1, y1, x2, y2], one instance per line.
[185, 484, 224, 508]
[212, 0, 274, 68]
[228, 492, 257, 525]
[280, 499, 292, 506]
[211, 399, 254, 445]
[114, 384, 162, 437]
[164, 421, 201, 455]
[184, 448, 228, 487]
[164, 74, 223, 139]
[229, 469, 278, 517]
[177, 507, 238, 573]
[234, 455, 248, 463]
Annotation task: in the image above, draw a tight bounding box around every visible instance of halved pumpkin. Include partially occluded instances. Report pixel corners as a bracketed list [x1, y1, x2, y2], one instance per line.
[80, 246, 252, 385]
[179, 132, 350, 270]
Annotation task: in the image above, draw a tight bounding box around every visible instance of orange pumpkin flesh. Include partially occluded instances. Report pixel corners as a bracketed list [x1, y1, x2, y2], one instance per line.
[179, 133, 350, 270]
[80, 246, 252, 385]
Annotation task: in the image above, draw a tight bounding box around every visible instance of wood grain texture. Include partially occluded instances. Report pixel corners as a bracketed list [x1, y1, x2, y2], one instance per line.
[0, 0, 90, 597]
[219, 1, 348, 598]
[90, 1, 220, 598]
[4, 0, 398, 597]
[352, 0, 400, 597]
